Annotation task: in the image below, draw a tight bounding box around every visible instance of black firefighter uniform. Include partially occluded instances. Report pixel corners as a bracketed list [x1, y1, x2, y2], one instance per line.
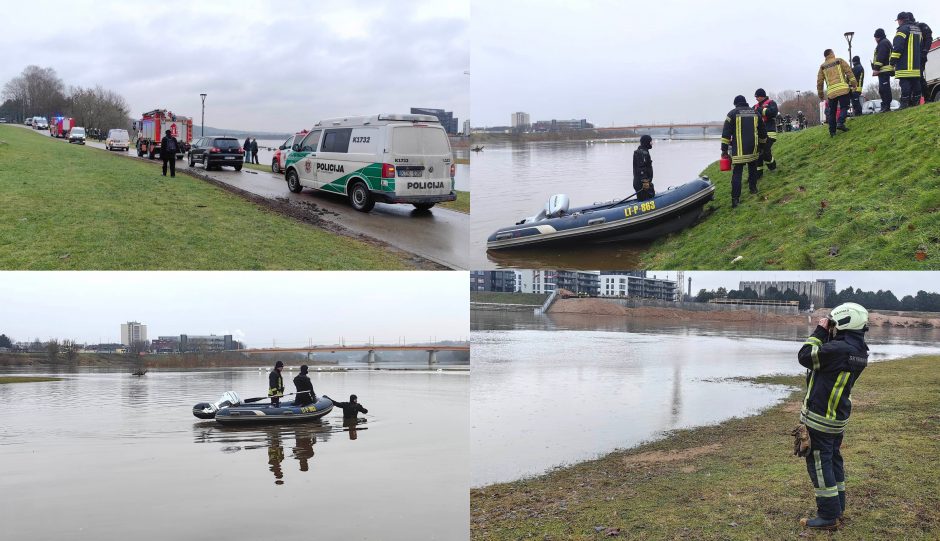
[721, 103, 767, 204]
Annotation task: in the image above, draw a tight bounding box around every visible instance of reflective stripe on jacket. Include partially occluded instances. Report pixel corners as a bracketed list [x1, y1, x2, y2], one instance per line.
[891, 22, 923, 78]
[817, 54, 857, 98]
[797, 327, 869, 434]
[872, 38, 895, 74]
[720, 107, 767, 165]
[268, 370, 284, 397]
[753, 98, 778, 139]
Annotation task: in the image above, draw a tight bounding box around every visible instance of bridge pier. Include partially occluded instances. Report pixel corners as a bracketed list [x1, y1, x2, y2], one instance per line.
[368, 350, 376, 364]
[427, 350, 437, 365]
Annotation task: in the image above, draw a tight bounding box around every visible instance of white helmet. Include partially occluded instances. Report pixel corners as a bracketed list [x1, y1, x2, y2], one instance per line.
[830, 302, 868, 331]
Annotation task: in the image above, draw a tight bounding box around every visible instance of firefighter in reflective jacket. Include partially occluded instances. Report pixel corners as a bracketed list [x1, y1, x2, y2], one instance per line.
[890, 11, 923, 108]
[817, 49, 857, 136]
[753, 88, 778, 173]
[796, 303, 869, 531]
[871, 28, 895, 113]
[269, 360, 285, 406]
[632, 134, 655, 201]
[850, 57, 865, 116]
[720, 95, 767, 209]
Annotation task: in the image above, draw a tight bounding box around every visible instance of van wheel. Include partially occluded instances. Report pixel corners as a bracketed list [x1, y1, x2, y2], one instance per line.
[413, 203, 435, 211]
[286, 170, 303, 193]
[234, 164, 243, 172]
[271, 159, 280, 173]
[348, 181, 375, 212]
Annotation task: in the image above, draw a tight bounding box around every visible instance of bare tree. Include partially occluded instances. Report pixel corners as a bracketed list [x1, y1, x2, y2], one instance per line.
[46, 339, 61, 363]
[126, 340, 149, 374]
[1, 65, 68, 120]
[771, 89, 821, 126]
[68, 85, 131, 136]
[63, 340, 81, 364]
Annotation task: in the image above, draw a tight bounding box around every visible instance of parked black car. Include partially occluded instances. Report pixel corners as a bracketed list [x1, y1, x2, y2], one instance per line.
[188, 136, 244, 171]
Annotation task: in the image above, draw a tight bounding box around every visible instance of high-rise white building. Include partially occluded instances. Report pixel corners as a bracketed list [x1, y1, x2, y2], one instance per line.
[463, 119, 471, 135]
[120, 321, 147, 345]
[511, 112, 530, 129]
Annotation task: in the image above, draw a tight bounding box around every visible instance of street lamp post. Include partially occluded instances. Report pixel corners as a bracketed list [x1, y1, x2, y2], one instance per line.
[199, 93, 207, 137]
[844, 31, 854, 64]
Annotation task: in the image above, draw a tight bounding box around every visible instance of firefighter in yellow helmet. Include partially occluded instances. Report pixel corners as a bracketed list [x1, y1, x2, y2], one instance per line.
[720, 95, 767, 209]
[794, 303, 869, 531]
[817, 49, 858, 136]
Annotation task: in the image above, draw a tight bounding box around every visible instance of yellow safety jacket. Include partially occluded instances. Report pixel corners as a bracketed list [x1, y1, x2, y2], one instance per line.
[720, 106, 767, 165]
[817, 54, 857, 99]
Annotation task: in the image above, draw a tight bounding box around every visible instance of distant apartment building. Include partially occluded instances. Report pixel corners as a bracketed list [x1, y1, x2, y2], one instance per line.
[410, 107, 458, 134]
[739, 280, 828, 308]
[151, 336, 181, 354]
[120, 321, 147, 346]
[180, 334, 236, 352]
[514, 270, 600, 296]
[469, 271, 516, 292]
[462, 119, 470, 135]
[511, 112, 530, 130]
[624, 275, 678, 301]
[531, 118, 593, 132]
[817, 279, 837, 300]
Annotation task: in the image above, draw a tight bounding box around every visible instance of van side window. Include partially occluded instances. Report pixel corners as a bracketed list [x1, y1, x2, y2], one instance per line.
[321, 128, 353, 153]
[299, 130, 321, 152]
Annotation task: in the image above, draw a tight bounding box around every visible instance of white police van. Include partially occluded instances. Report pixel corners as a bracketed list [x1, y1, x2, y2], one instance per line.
[284, 114, 456, 212]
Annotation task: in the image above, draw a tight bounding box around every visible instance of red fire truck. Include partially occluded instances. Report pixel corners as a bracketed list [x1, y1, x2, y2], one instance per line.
[50, 116, 75, 138]
[134, 109, 193, 160]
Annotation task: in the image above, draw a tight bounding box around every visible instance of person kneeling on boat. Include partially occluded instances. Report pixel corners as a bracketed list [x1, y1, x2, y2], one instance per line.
[292, 364, 317, 407]
[326, 394, 368, 420]
[269, 361, 285, 406]
[632, 134, 655, 201]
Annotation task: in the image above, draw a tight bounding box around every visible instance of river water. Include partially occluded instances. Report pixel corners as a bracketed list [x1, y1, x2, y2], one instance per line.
[470, 138, 719, 269]
[0, 368, 469, 540]
[470, 311, 940, 487]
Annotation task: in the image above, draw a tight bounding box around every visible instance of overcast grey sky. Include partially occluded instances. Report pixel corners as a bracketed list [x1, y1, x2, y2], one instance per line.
[0, 272, 469, 347]
[472, 0, 936, 126]
[1, 0, 469, 133]
[649, 271, 940, 298]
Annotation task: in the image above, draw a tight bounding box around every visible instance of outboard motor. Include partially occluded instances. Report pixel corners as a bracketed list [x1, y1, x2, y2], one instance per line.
[544, 194, 569, 218]
[192, 391, 241, 419]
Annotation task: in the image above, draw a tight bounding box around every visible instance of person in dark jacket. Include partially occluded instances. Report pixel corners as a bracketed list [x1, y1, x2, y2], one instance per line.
[720, 95, 767, 208]
[160, 129, 179, 177]
[909, 13, 932, 102]
[243, 137, 252, 164]
[890, 11, 923, 108]
[250, 138, 259, 164]
[753, 88, 778, 172]
[292, 364, 316, 406]
[871, 28, 895, 112]
[632, 134, 654, 201]
[795, 303, 869, 531]
[850, 57, 865, 116]
[268, 360, 285, 406]
[326, 394, 368, 420]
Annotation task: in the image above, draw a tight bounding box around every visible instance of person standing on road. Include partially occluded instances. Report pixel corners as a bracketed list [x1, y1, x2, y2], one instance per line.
[268, 360, 285, 406]
[243, 136, 252, 164]
[850, 57, 865, 117]
[632, 134, 655, 201]
[817, 48, 857, 136]
[160, 129, 179, 177]
[720, 95, 767, 209]
[794, 303, 869, 531]
[890, 11, 923, 109]
[871, 28, 895, 112]
[753, 88, 778, 173]
[251, 138, 260, 164]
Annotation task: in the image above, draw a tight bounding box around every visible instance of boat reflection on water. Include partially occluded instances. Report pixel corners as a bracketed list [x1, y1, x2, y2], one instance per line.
[193, 417, 369, 485]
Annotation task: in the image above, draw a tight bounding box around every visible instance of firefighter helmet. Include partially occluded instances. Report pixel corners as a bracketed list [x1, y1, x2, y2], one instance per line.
[830, 303, 869, 331]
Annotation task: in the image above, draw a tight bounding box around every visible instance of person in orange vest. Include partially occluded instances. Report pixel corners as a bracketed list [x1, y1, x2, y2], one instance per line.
[817, 49, 858, 136]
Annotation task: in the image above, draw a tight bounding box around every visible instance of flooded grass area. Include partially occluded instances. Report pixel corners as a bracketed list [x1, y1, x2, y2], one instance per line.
[0, 376, 63, 384]
[471, 355, 940, 540]
[0, 368, 469, 540]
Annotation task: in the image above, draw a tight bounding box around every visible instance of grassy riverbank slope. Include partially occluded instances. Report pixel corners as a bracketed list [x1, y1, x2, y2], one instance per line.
[0, 376, 63, 384]
[642, 103, 940, 269]
[471, 355, 940, 540]
[0, 125, 408, 269]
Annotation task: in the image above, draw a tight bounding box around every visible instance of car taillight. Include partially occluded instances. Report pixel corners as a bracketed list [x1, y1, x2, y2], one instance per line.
[210, 147, 220, 153]
[381, 163, 396, 178]
[450, 164, 455, 178]
[237, 148, 244, 154]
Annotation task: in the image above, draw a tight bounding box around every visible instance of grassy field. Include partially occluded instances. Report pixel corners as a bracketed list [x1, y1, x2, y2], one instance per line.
[0, 376, 63, 384]
[642, 103, 940, 269]
[471, 355, 940, 540]
[470, 291, 549, 305]
[0, 125, 409, 269]
[441, 190, 470, 214]
[241, 162, 272, 173]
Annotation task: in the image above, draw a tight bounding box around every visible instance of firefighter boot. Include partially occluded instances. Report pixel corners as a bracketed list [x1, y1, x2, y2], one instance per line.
[731, 197, 740, 209]
[800, 516, 839, 530]
[836, 124, 849, 132]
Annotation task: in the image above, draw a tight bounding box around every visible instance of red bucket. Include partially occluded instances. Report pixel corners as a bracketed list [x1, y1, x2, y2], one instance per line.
[719, 155, 731, 171]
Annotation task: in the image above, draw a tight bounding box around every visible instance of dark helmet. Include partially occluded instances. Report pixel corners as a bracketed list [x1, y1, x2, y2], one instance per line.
[874, 28, 886, 39]
[639, 134, 652, 149]
[733, 95, 748, 107]
[350, 394, 358, 402]
[852, 55, 860, 63]
[275, 361, 284, 368]
[754, 88, 767, 98]
[164, 129, 172, 136]
[299, 364, 308, 374]
[896, 11, 907, 22]
[907, 12, 915, 22]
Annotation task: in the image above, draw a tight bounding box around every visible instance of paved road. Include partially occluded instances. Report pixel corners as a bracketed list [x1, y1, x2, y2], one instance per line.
[25, 126, 470, 269]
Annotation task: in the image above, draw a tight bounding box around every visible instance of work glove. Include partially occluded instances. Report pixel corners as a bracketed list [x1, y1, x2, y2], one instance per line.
[642, 180, 651, 190]
[791, 423, 810, 457]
